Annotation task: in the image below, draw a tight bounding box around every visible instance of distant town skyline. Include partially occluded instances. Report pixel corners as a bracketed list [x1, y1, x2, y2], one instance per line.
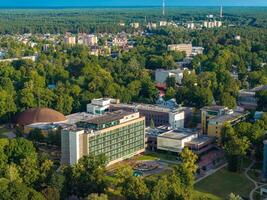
[1, 0, 267, 7]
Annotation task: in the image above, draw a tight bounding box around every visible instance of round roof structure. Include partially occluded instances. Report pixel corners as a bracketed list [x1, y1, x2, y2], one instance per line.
[13, 108, 67, 126]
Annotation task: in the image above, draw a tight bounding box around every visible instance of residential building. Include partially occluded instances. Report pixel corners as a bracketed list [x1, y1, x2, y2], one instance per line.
[64, 35, 76, 45]
[130, 22, 140, 29]
[147, 22, 157, 30]
[192, 47, 204, 56]
[155, 68, 189, 85]
[168, 44, 193, 57]
[203, 20, 222, 28]
[61, 110, 145, 165]
[201, 106, 248, 139]
[159, 21, 167, 27]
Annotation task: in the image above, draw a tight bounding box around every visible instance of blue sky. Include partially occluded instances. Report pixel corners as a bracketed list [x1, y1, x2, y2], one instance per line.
[1, 0, 267, 7]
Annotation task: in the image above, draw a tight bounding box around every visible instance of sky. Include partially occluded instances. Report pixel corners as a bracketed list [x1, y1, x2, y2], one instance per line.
[0, 0, 267, 7]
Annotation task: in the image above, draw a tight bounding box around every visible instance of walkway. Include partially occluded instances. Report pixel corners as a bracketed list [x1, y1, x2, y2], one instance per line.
[245, 160, 267, 200]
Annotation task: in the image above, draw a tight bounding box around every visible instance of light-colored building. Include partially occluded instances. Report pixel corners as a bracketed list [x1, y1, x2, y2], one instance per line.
[168, 44, 193, 57]
[87, 98, 119, 115]
[159, 21, 167, 27]
[203, 21, 222, 28]
[78, 34, 98, 46]
[155, 68, 188, 85]
[64, 35, 76, 45]
[147, 22, 157, 30]
[192, 47, 204, 56]
[157, 128, 198, 153]
[201, 106, 248, 140]
[61, 110, 145, 165]
[110, 103, 185, 129]
[187, 23, 195, 29]
[130, 22, 140, 29]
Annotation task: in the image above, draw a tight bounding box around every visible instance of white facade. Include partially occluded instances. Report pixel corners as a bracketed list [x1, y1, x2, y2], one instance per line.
[157, 130, 198, 153]
[69, 130, 85, 165]
[192, 47, 204, 56]
[87, 98, 118, 115]
[160, 21, 167, 27]
[130, 23, 140, 29]
[169, 111, 185, 129]
[155, 69, 185, 85]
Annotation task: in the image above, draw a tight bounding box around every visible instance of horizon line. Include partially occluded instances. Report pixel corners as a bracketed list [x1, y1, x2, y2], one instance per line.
[0, 5, 267, 9]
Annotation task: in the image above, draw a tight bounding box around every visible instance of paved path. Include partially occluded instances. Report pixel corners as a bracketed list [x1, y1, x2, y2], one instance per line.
[244, 160, 267, 200]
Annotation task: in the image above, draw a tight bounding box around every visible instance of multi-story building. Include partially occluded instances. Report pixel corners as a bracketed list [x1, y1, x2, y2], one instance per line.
[159, 21, 167, 27]
[155, 69, 185, 85]
[146, 126, 215, 155]
[87, 98, 119, 115]
[238, 85, 267, 109]
[147, 22, 157, 30]
[203, 20, 222, 28]
[64, 33, 76, 45]
[192, 47, 205, 56]
[130, 22, 140, 29]
[110, 103, 185, 129]
[201, 106, 248, 140]
[61, 110, 145, 165]
[168, 44, 193, 57]
[78, 34, 98, 46]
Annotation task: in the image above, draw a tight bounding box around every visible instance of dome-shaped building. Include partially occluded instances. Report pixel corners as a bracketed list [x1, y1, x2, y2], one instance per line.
[13, 108, 67, 134]
[13, 108, 67, 126]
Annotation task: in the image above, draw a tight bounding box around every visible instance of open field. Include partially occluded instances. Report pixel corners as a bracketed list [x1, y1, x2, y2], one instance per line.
[195, 167, 254, 199]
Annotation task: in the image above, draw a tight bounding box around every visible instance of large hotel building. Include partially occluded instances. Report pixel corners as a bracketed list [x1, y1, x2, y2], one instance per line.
[61, 110, 145, 165]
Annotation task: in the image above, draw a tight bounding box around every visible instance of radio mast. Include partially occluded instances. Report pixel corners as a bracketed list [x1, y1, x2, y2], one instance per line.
[163, 0, 166, 16]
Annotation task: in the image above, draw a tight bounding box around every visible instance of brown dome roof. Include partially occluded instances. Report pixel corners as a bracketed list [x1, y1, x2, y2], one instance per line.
[13, 108, 66, 126]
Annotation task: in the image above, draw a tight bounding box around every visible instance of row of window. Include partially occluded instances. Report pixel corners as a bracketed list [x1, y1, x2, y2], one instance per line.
[89, 137, 144, 151]
[89, 131, 144, 146]
[91, 144, 144, 161]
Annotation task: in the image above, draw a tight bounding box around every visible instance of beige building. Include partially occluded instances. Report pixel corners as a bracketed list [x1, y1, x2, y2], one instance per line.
[168, 44, 193, 57]
[201, 106, 248, 140]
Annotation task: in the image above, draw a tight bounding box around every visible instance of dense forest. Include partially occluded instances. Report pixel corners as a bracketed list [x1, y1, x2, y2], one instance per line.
[0, 7, 267, 33]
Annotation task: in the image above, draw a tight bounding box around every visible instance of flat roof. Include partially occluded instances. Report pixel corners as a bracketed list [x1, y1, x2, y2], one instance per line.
[110, 103, 184, 114]
[201, 105, 226, 112]
[85, 110, 135, 125]
[186, 136, 214, 146]
[158, 128, 198, 140]
[209, 111, 248, 123]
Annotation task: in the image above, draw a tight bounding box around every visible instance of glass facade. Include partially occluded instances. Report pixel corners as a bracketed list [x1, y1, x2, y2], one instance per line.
[88, 120, 145, 163]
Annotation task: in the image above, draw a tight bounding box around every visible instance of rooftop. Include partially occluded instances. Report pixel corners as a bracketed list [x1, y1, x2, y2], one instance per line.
[201, 105, 226, 112]
[209, 111, 248, 124]
[158, 128, 198, 140]
[110, 103, 184, 114]
[84, 110, 135, 125]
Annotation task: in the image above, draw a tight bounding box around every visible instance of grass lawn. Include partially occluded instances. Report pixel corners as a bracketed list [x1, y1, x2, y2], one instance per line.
[195, 168, 254, 199]
[142, 151, 178, 161]
[136, 154, 159, 161]
[193, 190, 221, 200]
